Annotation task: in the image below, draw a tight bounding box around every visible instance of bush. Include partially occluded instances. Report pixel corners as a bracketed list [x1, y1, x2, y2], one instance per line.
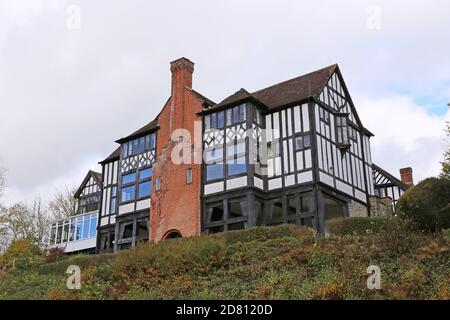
[396, 177, 450, 232]
[326, 217, 389, 236]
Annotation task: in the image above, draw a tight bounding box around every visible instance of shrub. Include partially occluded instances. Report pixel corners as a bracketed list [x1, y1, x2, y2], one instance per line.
[213, 224, 314, 246]
[396, 177, 450, 232]
[326, 217, 388, 236]
[45, 247, 66, 263]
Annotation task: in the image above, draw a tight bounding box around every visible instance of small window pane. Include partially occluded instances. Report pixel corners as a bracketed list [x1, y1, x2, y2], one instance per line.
[138, 181, 151, 198]
[218, 111, 224, 128]
[139, 168, 152, 180]
[271, 200, 283, 220]
[205, 115, 211, 130]
[295, 136, 304, 150]
[121, 185, 135, 202]
[226, 109, 232, 126]
[227, 142, 246, 157]
[233, 106, 239, 123]
[155, 177, 161, 192]
[76, 218, 83, 240]
[186, 168, 193, 184]
[209, 204, 224, 222]
[205, 148, 223, 163]
[127, 141, 133, 156]
[111, 186, 117, 197]
[133, 139, 139, 156]
[90, 215, 97, 238]
[121, 144, 128, 158]
[122, 172, 136, 185]
[211, 113, 217, 129]
[229, 200, 245, 218]
[83, 216, 90, 239]
[303, 134, 311, 148]
[110, 198, 116, 214]
[240, 105, 246, 122]
[139, 137, 145, 153]
[206, 163, 224, 181]
[150, 134, 156, 149]
[227, 156, 246, 176]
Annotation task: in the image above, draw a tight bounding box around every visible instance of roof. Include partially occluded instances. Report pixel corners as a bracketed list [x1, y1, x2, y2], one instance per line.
[372, 163, 407, 190]
[115, 119, 159, 144]
[252, 64, 337, 109]
[205, 64, 337, 113]
[98, 147, 121, 165]
[190, 88, 216, 107]
[74, 170, 103, 198]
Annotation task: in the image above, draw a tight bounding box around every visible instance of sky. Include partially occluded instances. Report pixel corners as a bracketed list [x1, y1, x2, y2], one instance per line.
[0, 0, 449, 206]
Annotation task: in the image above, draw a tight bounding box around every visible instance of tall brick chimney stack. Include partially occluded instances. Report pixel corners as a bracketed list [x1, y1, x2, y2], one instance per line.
[400, 167, 414, 188]
[170, 57, 194, 95]
[169, 57, 194, 132]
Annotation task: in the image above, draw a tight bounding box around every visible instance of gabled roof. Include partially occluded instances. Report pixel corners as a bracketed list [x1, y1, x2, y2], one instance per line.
[204, 64, 337, 113]
[372, 163, 407, 190]
[116, 119, 159, 144]
[74, 170, 103, 198]
[252, 64, 337, 109]
[98, 147, 121, 165]
[190, 88, 216, 107]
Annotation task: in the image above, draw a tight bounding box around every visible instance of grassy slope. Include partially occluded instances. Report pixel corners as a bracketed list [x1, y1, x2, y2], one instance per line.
[0, 223, 449, 300]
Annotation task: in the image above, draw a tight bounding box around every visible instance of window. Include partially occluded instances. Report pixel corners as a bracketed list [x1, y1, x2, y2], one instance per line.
[229, 200, 245, 219]
[206, 163, 223, 181]
[121, 185, 135, 202]
[226, 109, 232, 126]
[79, 194, 100, 214]
[209, 203, 224, 222]
[270, 199, 283, 220]
[211, 113, 217, 129]
[295, 134, 311, 151]
[139, 168, 152, 180]
[227, 156, 246, 176]
[83, 215, 90, 239]
[233, 106, 239, 123]
[122, 134, 156, 158]
[89, 214, 97, 238]
[186, 168, 192, 184]
[205, 148, 223, 163]
[155, 177, 161, 192]
[217, 111, 224, 128]
[336, 115, 349, 146]
[320, 108, 330, 123]
[227, 142, 246, 157]
[76, 217, 83, 240]
[62, 221, 69, 242]
[122, 172, 136, 185]
[138, 181, 151, 198]
[110, 186, 117, 214]
[69, 220, 75, 241]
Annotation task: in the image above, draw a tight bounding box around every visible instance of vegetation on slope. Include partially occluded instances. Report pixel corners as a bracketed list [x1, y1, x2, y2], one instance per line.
[0, 219, 449, 300]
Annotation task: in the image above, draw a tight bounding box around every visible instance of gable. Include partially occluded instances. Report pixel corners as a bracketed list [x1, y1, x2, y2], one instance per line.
[318, 69, 360, 126]
[74, 171, 103, 198]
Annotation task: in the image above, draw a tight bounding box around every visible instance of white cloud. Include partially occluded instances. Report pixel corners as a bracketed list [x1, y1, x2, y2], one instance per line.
[358, 96, 450, 182]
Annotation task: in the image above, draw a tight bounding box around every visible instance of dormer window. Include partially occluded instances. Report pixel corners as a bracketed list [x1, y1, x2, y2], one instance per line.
[335, 114, 350, 147]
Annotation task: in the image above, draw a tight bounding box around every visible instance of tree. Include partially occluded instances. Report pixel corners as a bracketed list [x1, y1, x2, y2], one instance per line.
[396, 177, 450, 232]
[440, 121, 450, 180]
[0, 167, 5, 199]
[0, 198, 51, 252]
[48, 187, 77, 220]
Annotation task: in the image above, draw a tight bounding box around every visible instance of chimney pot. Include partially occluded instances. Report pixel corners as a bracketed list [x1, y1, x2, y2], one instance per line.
[170, 57, 194, 93]
[399, 167, 414, 188]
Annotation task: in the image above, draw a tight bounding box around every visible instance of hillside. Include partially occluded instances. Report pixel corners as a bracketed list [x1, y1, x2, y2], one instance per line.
[0, 220, 449, 300]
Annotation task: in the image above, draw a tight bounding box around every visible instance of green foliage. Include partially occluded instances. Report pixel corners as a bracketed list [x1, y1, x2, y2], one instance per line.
[325, 217, 389, 236]
[396, 177, 450, 232]
[440, 121, 450, 180]
[0, 238, 42, 269]
[0, 224, 449, 300]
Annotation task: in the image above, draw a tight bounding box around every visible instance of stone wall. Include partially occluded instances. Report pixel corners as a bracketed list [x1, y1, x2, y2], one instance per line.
[369, 196, 393, 217]
[348, 200, 368, 217]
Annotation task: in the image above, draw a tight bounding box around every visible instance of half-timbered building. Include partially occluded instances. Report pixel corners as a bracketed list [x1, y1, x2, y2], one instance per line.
[48, 57, 413, 253]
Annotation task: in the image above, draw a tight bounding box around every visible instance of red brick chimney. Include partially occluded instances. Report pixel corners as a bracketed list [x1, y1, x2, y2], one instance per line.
[169, 57, 194, 132]
[399, 167, 414, 188]
[170, 57, 194, 95]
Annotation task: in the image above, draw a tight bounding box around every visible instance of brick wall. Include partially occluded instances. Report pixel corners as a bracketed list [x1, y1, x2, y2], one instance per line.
[150, 58, 203, 241]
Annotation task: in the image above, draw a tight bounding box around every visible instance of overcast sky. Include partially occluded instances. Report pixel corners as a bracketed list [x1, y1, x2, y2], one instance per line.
[0, 0, 449, 206]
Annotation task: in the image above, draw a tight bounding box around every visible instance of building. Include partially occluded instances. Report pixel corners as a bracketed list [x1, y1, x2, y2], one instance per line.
[48, 57, 412, 254]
